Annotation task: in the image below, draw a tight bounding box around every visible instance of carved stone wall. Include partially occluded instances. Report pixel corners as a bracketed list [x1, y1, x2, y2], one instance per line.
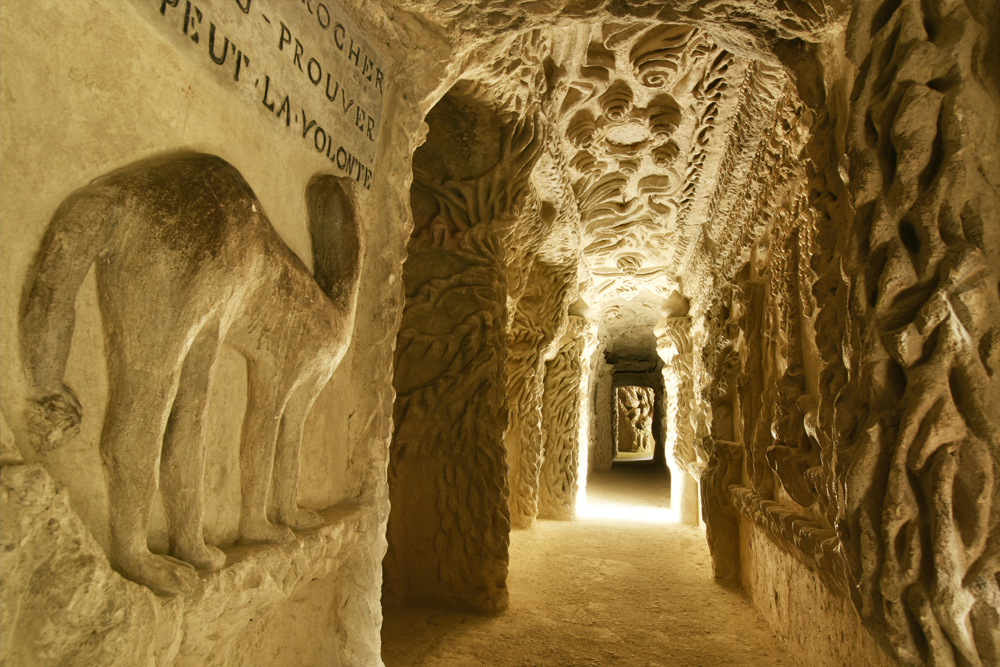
[836, 1, 1000, 663]
[694, 1, 1000, 665]
[0, 1, 428, 663]
[4, 0, 997, 664]
[538, 316, 597, 520]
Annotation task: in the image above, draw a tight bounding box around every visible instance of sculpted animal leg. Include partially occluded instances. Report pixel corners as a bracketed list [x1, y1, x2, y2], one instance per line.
[239, 359, 295, 544]
[160, 319, 227, 571]
[274, 376, 325, 530]
[101, 364, 199, 597]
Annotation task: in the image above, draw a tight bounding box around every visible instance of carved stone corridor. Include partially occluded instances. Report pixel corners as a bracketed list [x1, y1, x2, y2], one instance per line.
[383, 462, 796, 667]
[2, 1, 997, 666]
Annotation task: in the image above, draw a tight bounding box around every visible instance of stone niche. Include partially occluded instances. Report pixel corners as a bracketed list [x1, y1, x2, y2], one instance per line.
[0, 0, 418, 664]
[614, 386, 655, 459]
[609, 356, 664, 464]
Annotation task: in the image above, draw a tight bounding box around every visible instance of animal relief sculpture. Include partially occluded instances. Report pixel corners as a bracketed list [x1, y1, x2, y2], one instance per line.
[19, 152, 364, 596]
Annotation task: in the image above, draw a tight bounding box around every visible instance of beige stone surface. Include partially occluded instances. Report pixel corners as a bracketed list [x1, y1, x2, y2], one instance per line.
[1, 0, 416, 662]
[1, 463, 374, 667]
[740, 517, 900, 667]
[2, 0, 998, 663]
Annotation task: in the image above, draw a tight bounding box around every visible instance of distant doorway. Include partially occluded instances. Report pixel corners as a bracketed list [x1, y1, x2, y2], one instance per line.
[614, 386, 655, 461]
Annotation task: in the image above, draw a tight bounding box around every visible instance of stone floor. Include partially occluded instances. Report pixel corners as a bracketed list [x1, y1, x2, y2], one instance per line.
[381, 461, 793, 666]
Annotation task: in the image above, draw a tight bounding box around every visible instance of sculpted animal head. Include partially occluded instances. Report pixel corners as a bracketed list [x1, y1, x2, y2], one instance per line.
[306, 175, 365, 308]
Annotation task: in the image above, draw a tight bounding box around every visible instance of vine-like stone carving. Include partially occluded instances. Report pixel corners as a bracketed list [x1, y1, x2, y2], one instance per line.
[590, 348, 614, 472]
[538, 316, 596, 520]
[656, 316, 704, 477]
[837, 1, 1000, 663]
[504, 260, 575, 530]
[692, 3, 1000, 665]
[388, 89, 546, 611]
[19, 153, 364, 596]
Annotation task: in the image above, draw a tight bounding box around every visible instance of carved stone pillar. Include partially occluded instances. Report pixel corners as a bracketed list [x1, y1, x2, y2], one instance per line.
[656, 315, 702, 525]
[388, 236, 512, 612]
[504, 261, 574, 530]
[538, 316, 597, 520]
[589, 348, 614, 472]
[387, 104, 545, 613]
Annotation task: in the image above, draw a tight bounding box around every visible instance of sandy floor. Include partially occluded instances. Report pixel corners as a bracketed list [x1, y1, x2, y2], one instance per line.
[381, 461, 792, 667]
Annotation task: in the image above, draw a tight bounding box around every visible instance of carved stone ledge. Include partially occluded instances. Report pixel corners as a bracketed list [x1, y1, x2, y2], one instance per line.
[728, 485, 845, 597]
[0, 464, 374, 667]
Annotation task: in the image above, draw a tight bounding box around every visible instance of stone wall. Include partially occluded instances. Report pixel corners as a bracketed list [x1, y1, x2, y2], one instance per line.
[0, 0, 434, 663]
[698, 1, 1000, 664]
[3, 0, 996, 664]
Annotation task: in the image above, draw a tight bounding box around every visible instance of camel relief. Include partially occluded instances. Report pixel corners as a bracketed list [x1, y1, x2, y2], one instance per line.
[19, 152, 364, 596]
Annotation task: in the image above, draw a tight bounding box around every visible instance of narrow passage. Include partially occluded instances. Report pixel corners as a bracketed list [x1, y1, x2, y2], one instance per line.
[382, 463, 792, 666]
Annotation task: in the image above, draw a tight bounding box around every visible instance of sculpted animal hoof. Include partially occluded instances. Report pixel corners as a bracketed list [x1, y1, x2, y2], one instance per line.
[239, 521, 296, 545]
[26, 387, 83, 454]
[174, 543, 227, 571]
[278, 507, 325, 531]
[114, 553, 199, 597]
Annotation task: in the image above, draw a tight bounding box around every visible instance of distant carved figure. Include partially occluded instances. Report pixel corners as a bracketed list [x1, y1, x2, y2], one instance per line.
[19, 153, 364, 596]
[615, 386, 654, 454]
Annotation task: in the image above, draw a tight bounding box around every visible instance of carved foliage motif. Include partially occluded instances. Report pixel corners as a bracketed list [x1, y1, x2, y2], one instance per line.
[504, 260, 575, 530]
[389, 233, 513, 611]
[838, 1, 1000, 663]
[389, 88, 548, 609]
[538, 316, 596, 520]
[656, 316, 705, 477]
[693, 2, 1000, 665]
[590, 350, 614, 472]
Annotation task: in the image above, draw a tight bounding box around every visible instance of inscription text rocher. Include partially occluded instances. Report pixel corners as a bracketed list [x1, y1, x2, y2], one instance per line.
[133, 0, 386, 192]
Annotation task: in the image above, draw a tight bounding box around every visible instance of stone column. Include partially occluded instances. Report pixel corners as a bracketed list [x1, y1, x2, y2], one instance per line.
[504, 261, 573, 530]
[575, 328, 601, 506]
[389, 238, 512, 612]
[386, 109, 545, 613]
[538, 316, 597, 520]
[656, 315, 701, 525]
[589, 347, 614, 472]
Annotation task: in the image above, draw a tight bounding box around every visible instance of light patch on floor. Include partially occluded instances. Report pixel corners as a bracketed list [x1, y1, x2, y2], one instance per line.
[382, 462, 792, 666]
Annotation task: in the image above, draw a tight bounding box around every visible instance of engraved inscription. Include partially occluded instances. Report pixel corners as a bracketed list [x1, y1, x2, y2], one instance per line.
[133, 0, 385, 191]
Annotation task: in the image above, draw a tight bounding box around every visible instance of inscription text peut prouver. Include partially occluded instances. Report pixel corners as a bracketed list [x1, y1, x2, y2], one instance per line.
[136, 0, 386, 191]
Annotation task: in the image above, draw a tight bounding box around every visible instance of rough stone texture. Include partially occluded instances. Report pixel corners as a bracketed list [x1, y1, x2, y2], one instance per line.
[4, 0, 999, 664]
[504, 261, 575, 530]
[589, 349, 615, 472]
[1, 0, 421, 663]
[657, 315, 704, 477]
[739, 517, 899, 667]
[386, 84, 547, 611]
[538, 316, 596, 520]
[1, 464, 375, 667]
[694, 2, 1000, 665]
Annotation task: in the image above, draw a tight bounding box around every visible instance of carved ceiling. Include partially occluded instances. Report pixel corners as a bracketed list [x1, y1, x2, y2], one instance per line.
[404, 9, 816, 357]
[541, 22, 803, 356]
